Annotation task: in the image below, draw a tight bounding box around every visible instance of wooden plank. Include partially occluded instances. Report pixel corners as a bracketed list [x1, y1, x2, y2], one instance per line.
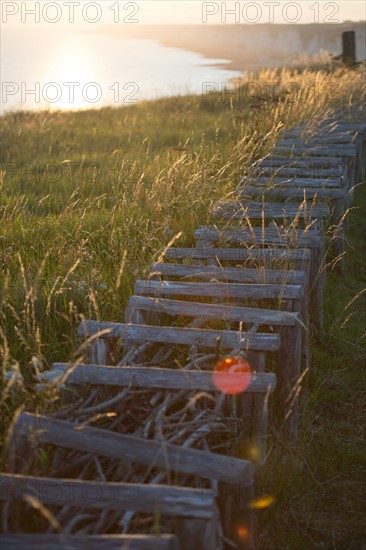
[163, 249, 312, 289]
[134, 280, 304, 300]
[276, 138, 357, 149]
[274, 143, 357, 157]
[283, 122, 366, 134]
[322, 122, 366, 133]
[13, 414, 255, 484]
[312, 233, 325, 329]
[88, 339, 108, 366]
[149, 264, 309, 336]
[254, 154, 351, 188]
[127, 295, 301, 370]
[281, 131, 358, 144]
[212, 201, 330, 220]
[251, 166, 342, 178]
[278, 136, 355, 147]
[220, 480, 254, 550]
[251, 345, 269, 462]
[195, 226, 322, 247]
[238, 185, 346, 199]
[342, 30, 356, 63]
[78, 321, 281, 351]
[255, 156, 344, 167]
[52, 363, 277, 393]
[194, 227, 322, 329]
[124, 295, 306, 414]
[244, 176, 342, 188]
[232, 187, 341, 313]
[0, 534, 179, 550]
[174, 517, 219, 550]
[150, 262, 308, 286]
[332, 197, 346, 273]
[277, 323, 303, 442]
[272, 147, 357, 187]
[165, 247, 312, 262]
[0, 473, 218, 519]
[127, 295, 300, 326]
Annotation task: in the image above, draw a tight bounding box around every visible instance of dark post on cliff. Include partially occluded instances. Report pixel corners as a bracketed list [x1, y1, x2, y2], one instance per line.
[342, 31, 356, 64]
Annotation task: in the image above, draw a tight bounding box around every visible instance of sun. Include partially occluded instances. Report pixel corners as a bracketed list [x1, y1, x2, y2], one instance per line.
[44, 40, 96, 110]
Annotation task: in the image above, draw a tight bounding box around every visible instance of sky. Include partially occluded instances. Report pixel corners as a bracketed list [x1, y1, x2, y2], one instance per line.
[2, 1, 365, 29]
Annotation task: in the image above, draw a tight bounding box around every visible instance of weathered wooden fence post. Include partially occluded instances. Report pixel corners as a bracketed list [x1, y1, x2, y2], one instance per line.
[342, 31, 356, 65]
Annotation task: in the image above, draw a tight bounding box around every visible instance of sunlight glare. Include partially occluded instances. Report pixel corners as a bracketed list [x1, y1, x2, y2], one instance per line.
[249, 496, 275, 510]
[46, 42, 95, 110]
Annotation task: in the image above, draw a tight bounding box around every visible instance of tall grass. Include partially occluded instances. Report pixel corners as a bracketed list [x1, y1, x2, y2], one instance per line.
[256, 182, 366, 549]
[1, 64, 365, 545]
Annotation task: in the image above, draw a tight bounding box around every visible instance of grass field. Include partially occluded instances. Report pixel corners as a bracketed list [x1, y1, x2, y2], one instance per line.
[1, 65, 365, 548]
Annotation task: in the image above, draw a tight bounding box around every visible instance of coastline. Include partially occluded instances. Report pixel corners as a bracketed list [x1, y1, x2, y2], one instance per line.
[96, 23, 366, 71]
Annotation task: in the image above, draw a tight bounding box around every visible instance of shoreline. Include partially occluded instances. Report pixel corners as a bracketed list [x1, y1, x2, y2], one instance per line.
[96, 23, 366, 71]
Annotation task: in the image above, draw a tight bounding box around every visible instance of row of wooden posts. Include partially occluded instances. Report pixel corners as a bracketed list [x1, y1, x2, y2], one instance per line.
[1, 111, 365, 549]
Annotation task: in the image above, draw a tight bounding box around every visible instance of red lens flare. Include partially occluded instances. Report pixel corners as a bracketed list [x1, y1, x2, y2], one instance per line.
[212, 356, 251, 395]
[237, 526, 249, 539]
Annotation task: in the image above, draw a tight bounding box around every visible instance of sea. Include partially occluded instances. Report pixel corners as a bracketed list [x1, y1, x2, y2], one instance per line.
[1, 28, 242, 113]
